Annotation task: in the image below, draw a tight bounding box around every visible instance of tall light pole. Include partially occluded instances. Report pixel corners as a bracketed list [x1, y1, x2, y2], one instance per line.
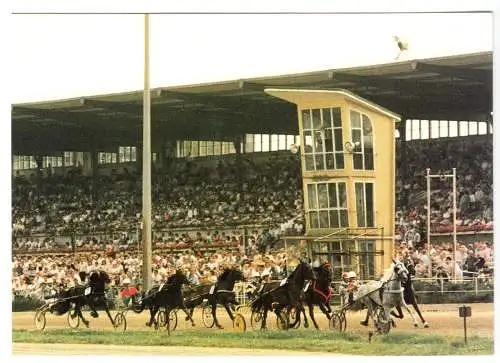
[142, 13, 152, 291]
[426, 168, 458, 279]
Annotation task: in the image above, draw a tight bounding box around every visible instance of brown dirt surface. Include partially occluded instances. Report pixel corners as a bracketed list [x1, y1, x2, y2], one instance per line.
[13, 303, 494, 337]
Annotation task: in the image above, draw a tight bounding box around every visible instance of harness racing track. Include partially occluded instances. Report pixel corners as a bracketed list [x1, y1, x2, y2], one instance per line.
[12, 303, 494, 355]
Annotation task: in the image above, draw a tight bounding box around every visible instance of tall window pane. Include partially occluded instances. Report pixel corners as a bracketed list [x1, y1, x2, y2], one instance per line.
[420, 120, 429, 139]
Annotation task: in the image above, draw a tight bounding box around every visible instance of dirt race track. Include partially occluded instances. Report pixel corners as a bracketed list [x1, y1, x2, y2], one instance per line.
[12, 303, 494, 355]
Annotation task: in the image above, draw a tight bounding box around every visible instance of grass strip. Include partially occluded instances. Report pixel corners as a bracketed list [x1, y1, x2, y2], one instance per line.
[12, 329, 493, 356]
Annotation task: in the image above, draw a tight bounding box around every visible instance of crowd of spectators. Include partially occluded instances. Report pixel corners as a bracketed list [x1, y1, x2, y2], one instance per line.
[395, 240, 494, 280]
[395, 136, 493, 240]
[12, 154, 303, 251]
[12, 247, 293, 300]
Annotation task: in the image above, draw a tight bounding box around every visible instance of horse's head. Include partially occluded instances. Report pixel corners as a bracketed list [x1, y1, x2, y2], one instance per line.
[227, 268, 245, 284]
[291, 261, 314, 286]
[404, 259, 416, 277]
[171, 269, 190, 287]
[317, 263, 333, 283]
[88, 269, 110, 292]
[392, 259, 409, 283]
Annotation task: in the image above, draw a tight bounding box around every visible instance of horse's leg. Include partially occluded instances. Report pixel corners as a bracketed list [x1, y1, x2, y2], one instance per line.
[181, 304, 196, 327]
[307, 303, 320, 330]
[103, 299, 115, 326]
[211, 300, 223, 329]
[361, 308, 370, 326]
[410, 294, 429, 327]
[222, 299, 235, 321]
[301, 303, 310, 328]
[390, 306, 404, 319]
[76, 302, 89, 327]
[401, 301, 419, 327]
[318, 302, 331, 320]
[261, 300, 269, 330]
[146, 305, 155, 327]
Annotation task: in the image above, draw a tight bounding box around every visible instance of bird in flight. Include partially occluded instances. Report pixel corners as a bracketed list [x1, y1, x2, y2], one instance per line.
[394, 36, 409, 61]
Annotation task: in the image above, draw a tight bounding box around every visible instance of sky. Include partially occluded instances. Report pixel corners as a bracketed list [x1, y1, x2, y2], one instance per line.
[10, 11, 493, 104]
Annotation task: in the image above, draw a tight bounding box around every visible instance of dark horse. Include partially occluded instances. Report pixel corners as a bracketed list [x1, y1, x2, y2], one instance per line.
[252, 260, 314, 330]
[292, 262, 334, 330]
[361, 259, 429, 328]
[50, 269, 115, 327]
[183, 268, 245, 329]
[136, 269, 196, 328]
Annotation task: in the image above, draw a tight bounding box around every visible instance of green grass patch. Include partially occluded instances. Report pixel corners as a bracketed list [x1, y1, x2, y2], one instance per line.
[12, 329, 494, 355]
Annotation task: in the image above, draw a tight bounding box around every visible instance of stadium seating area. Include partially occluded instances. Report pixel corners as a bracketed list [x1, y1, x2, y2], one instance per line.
[12, 136, 493, 255]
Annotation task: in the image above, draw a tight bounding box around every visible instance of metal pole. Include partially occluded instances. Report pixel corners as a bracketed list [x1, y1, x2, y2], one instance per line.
[426, 168, 431, 278]
[452, 167, 457, 280]
[142, 13, 152, 291]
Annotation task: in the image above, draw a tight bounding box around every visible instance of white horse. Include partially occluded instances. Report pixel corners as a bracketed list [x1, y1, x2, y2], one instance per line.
[360, 260, 419, 331]
[342, 260, 419, 332]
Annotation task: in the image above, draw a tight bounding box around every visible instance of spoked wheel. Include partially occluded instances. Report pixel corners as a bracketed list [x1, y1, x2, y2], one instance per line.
[340, 311, 347, 332]
[329, 312, 343, 332]
[156, 309, 171, 335]
[113, 312, 127, 332]
[34, 310, 47, 331]
[67, 307, 80, 329]
[202, 304, 215, 328]
[287, 307, 301, 329]
[276, 310, 289, 331]
[250, 310, 263, 330]
[169, 309, 178, 331]
[233, 313, 246, 332]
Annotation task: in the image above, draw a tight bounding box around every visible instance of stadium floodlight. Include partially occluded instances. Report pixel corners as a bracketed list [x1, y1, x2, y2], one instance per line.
[394, 36, 409, 61]
[425, 168, 457, 279]
[344, 141, 360, 153]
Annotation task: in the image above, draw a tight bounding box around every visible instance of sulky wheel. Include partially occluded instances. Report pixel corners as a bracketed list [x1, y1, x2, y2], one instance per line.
[113, 312, 127, 332]
[156, 309, 171, 335]
[329, 312, 343, 332]
[287, 307, 301, 329]
[34, 310, 47, 331]
[202, 304, 215, 328]
[340, 311, 347, 332]
[250, 310, 263, 330]
[233, 313, 246, 332]
[67, 307, 80, 329]
[169, 309, 178, 331]
[276, 310, 289, 331]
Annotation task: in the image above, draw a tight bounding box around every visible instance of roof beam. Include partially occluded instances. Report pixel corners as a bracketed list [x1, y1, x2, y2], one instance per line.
[411, 61, 492, 84]
[328, 72, 490, 96]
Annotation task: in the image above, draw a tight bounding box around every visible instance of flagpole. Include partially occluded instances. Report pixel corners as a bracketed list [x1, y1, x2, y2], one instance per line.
[142, 13, 152, 291]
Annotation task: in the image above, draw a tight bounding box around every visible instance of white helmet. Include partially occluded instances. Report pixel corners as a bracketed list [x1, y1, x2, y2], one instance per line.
[312, 260, 320, 268]
[347, 271, 357, 279]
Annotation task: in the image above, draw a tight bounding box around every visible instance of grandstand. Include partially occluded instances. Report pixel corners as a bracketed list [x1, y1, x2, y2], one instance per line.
[11, 51, 493, 281]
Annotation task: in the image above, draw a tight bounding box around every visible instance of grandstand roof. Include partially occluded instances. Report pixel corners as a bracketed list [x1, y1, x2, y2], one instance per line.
[12, 51, 492, 153]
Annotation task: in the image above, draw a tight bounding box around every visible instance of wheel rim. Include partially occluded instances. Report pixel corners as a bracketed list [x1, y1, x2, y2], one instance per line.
[250, 311, 262, 330]
[169, 310, 178, 331]
[202, 306, 214, 328]
[114, 313, 127, 332]
[34, 311, 46, 331]
[67, 308, 80, 328]
[233, 313, 246, 332]
[329, 313, 342, 332]
[288, 308, 300, 329]
[156, 310, 166, 330]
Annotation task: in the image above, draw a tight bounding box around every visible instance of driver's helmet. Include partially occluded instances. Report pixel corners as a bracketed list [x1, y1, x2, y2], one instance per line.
[347, 271, 357, 279]
[312, 260, 321, 268]
[342, 271, 349, 279]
